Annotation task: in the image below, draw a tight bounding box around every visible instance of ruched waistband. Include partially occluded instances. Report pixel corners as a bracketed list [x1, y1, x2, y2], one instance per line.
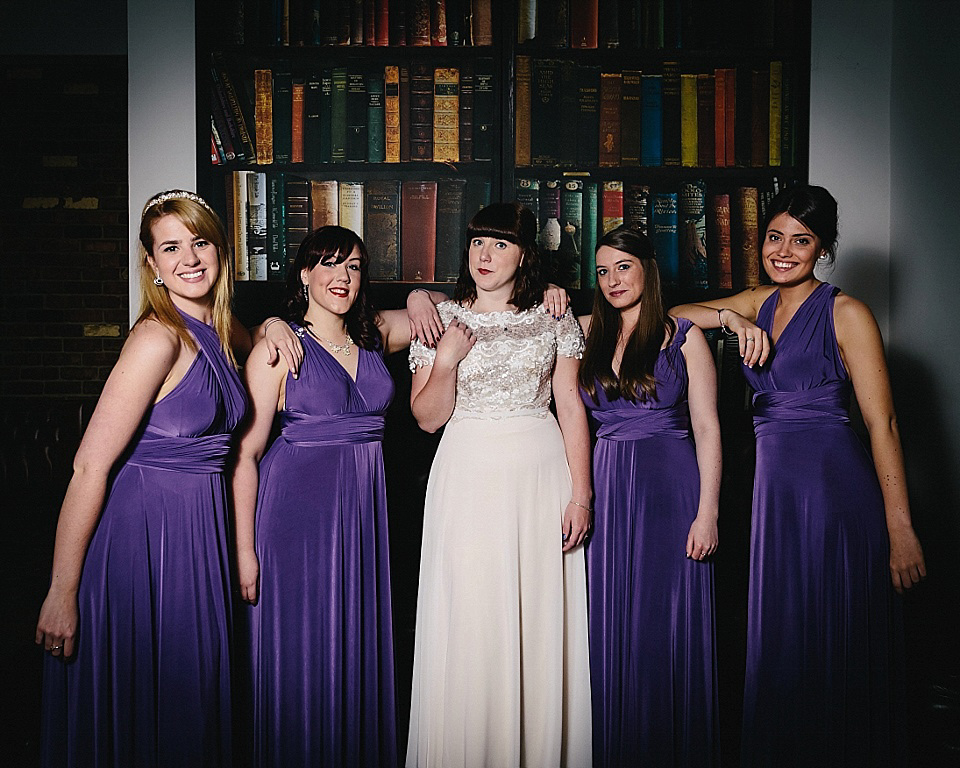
[593, 406, 690, 441]
[126, 432, 232, 473]
[280, 411, 385, 445]
[753, 381, 851, 436]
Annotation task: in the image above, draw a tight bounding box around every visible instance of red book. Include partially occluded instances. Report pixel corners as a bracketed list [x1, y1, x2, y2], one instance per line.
[401, 181, 438, 281]
[598, 72, 621, 168]
[375, 0, 390, 45]
[431, 0, 448, 45]
[709, 193, 732, 289]
[714, 69, 726, 168]
[724, 68, 736, 168]
[696, 73, 714, 168]
[410, 0, 431, 45]
[471, 0, 492, 45]
[601, 180, 624, 235]
[570, 0, 599, 48]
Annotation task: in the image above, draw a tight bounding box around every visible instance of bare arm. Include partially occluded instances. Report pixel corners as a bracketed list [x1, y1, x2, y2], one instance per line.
[409, 320, 475, 433]
[231, 340, 288, 606]
[671, 286, 775, 367]
[681, 324, 722, 559]
[835, 295, 925, 592]
[35, 320, 180, 657]
[405, 290, 449, 347]
[552, 355, 593, 552]
[248, 315, 304, 376]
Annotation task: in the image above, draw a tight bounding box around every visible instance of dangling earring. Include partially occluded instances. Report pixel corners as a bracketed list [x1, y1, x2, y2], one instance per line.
[153, 274, 164, 286]
[302, 283, 309, 301]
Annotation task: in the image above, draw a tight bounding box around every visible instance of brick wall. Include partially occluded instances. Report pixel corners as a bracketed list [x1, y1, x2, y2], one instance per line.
[0, 55, 128, 397]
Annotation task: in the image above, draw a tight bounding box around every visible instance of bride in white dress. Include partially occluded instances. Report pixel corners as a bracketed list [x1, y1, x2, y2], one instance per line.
[405, 203, 593, 768]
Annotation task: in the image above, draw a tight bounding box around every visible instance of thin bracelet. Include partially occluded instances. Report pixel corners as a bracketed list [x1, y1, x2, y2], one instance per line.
[263, 317, 283, 331]
[568, 499, 593, 513]
[717, 308, 734, 335]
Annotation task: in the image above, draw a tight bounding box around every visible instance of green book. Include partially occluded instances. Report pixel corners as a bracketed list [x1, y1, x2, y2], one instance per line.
[366, 71, 385, 163]
[581, 182, 599, 289]
[346, 70, 367, 162]
[560, 179, 583, 289]
[331, 67, 348, 163]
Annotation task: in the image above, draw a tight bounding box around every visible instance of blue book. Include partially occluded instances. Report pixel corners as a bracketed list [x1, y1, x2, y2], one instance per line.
[651, 191, 679, 288]
[679, 180, 709, 290]
[641, 74, 663, 167]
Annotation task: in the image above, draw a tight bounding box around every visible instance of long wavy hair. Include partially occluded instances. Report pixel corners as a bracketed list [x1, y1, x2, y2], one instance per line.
[762, 184, 840, 266]
[453, 202, 545, 311]
[137, 190, 236, 365]
[283, 225, 381, 350]
[579, 225, 675, 403]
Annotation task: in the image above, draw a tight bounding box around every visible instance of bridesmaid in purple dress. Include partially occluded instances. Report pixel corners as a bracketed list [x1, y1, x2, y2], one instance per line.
[35, 190, 300, 767]
[578, 226, 722, 767]
[232, 226, 447, 768]
[673, 185, 926, 766]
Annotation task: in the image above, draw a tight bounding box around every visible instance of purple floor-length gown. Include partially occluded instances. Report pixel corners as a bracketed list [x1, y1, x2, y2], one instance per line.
[740, 282, 904, 767]
[41, 311, 246, 768]
[583, 317, 718, 768]
[245, 327, 398, 768]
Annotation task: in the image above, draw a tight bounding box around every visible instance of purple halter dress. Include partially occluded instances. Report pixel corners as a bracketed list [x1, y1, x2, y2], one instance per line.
[582, 317, 718, 767]
[41, 312, 246, 768]
[243, 327, 398, 768]
[740, 282, 904, 767]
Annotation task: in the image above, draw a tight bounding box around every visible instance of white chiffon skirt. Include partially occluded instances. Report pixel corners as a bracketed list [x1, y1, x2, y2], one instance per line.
[406, 411, 592, 768]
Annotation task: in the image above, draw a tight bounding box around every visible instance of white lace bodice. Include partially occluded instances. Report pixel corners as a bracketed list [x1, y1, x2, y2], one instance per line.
[409, 301, 584, 417]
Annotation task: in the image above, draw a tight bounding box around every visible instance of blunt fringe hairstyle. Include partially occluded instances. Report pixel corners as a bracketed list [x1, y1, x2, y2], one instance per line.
[579, 225, 676, 403]
[284, 225, 382, 350]
[137, 190, 236, 365]
[453, 202, 545, 311]
[762, 184, 840, 266]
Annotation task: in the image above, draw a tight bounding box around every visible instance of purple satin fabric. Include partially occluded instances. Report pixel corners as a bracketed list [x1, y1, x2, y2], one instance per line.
[242, 328, 398, 768]
[41, 311, 246, 768]
[740, 283, 905, 767]
[582, 317, 719, 768]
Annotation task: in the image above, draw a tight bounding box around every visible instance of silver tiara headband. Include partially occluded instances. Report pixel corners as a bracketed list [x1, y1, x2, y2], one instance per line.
[142, 190, 214, 217]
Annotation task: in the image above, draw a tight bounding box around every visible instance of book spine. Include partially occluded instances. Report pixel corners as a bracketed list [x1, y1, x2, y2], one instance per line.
[735, 186, 760, 288]
[640, 74, 662, 166]
[560, 179, 584, 289]
[710, 192, 732, 290]
[558, 60, 578, 167]
[367, 71, 386, 162]
[598, 0, 619, 48]
[210, 89, 237, 162]
[768, 60, 782, 167]
[517, 0, 536, 43]
[385, 65, 401, 163]
[304, 71, 322, 164]
[620, 69, 642, 167]
[581, 181, 599, 288]
[267, 172, 287, 281]
[284, 178, 312, 271]
[339, 181, 365, 239]
[750, 67, 769, 168]
[230, 171, 250, 281]
[651, 191, 679, 289]
[410, 0, 431, 45]
[364, 0, 376, 44]
[211, 120, 224, 165]
[714, 69, 726, 168]
[570, 0, 599, 48]
[409, 61, 434, 160]
[272, 68, 293, 165]
[310, 179, 340, 228]
[346, 70, 368, 162]
[680, 73, 697, 167]
[291, 78, 305, 164]
[780, 60, 794, 167]
[399, 64, 411, 161]
[624, 183, 651, 236]
[458, 60, 474, 162]
[576, 65, 600, 167]
[390, 0, 407, 45]
[433, 67, 460, 162]
[320, 69, 333, 162]
[515, 178, 540, 227]
[532, 58, 562, 166]
[724, 68, 736, 168]
[375, 0, 390, 45]
[473, 58, 495, 161]
[435, 177, 468, 281]
[247, 171, 269, 281]
[213, 53, 256, 160]
[514, 55, 532, 166]
[350, 0, 364, 44]
[696, 73, 715, 168]
[538, 180, 562, 260]
[431, 0, 448, 45]
[598, 71, 622, 167]
[401, 180, 438, 281]
[331, 68, 348, 162]
[254, 69, 274, 164]
[678, 180, 708, 291]
[538, 0, 569, 47]
[601, 180, 624, 235]
[661, 60, 681, 166]
[472, 0, 493, 45]
[364, 179, 401, 279]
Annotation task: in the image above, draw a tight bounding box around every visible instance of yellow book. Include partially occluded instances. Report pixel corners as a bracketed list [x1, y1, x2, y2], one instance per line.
[433, 67, 460, 163]
[680, 73, 697, 168]
[254, 69, 273, 165]
[385, 65, 400, 163]
[769, 60, 782, 167]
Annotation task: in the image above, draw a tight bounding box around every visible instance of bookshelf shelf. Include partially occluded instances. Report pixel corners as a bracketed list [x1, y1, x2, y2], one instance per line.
[195, 0, 811, 321]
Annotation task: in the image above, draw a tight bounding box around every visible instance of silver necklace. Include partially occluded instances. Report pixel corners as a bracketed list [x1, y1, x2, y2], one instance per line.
[306, 326, 354, 356]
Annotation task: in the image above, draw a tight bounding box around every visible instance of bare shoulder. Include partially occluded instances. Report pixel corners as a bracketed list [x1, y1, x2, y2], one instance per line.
[833, 291, 881, 336]
[577, 314, 591, 334]
[125, 316, 181, 365]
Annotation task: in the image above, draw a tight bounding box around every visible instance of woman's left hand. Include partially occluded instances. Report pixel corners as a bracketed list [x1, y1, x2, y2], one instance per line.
[686, 514, 718, 560]
[544, 285, 570, 319]
[888, 525, 926, 593]
[263, 318, 304, 376]
[561, 501, 591, 551]
[407, 290, 444, 347]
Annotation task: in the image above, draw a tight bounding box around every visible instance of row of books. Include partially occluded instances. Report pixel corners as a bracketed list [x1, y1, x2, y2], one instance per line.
[517, 0, 805, 52]
[211, 55, 496, 166]
[226, 0, 493, 48]
[517, 177, 782, 293]
[516, 58, 798, 170]
[226, 171, 491, 282]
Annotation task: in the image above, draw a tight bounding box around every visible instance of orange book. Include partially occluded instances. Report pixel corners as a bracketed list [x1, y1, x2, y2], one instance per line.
[254, 69, 274, 165]
[291, 78, 305, 164]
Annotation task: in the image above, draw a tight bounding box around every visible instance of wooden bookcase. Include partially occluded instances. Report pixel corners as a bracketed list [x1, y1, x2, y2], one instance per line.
[195, 0, 811, 324]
